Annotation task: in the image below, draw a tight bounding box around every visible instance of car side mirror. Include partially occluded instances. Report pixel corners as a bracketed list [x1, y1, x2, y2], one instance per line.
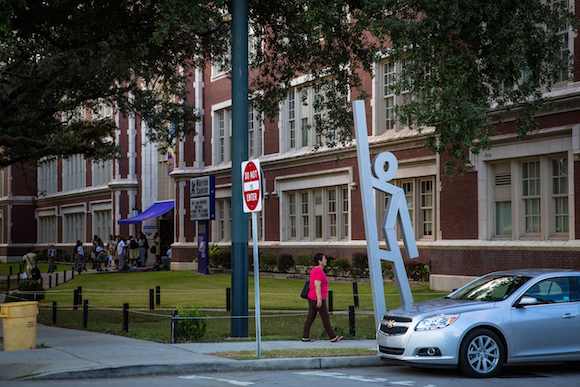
[516, 296, 539, 308]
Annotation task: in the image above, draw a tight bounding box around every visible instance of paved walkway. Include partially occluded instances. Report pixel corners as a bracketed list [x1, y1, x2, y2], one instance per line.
[0, 324, 382, 380]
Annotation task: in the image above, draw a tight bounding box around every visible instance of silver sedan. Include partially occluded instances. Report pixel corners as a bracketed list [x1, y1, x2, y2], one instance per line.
[376, 269, 580, 377]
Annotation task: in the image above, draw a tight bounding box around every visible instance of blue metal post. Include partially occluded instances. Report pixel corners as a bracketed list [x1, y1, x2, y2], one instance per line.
[230, 0, 249, 337]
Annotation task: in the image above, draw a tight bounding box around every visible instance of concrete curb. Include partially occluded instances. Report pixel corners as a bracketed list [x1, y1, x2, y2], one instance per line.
[30, 356, 386, 380]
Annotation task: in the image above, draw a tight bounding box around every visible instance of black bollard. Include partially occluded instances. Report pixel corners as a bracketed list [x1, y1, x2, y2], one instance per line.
[73, 289, 79, 310]
[82, 300, 88, 329]
[56, 272, 59, 286]
[64, 269, 66, 282]
[353, 282, 359, 308]
[71, 267, 74, 280]
[77, 286, 82, 304]
[49, 275, 52, 289]
[6, 274, 9, 290]
[156, 286, 160, 307]
[123, 303, 129, 332]
[226, 287, 231, 312]
[171, 310, 179, 343]
[52, 301, 57, 325]
[349, 305, 356, 337]
[40, 277, 43, 288]
[328, 290, 334, 313]
[149, 289, 154, 310]
[9, 266, 12, 276]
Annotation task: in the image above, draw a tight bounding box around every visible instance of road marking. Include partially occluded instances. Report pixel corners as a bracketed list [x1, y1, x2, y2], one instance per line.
[295, 371, 389, 383]
[179, 375, 254, 386]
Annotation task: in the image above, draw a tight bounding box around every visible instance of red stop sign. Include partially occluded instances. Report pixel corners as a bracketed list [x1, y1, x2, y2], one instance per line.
[242, 160, 261, 212]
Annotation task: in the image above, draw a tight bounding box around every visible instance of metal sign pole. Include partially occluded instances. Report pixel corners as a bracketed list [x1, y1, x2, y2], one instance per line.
[252, 211, 261, 357]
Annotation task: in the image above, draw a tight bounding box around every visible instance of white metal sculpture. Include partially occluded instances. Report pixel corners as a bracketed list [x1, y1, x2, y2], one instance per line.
[352, 100, 419, 328]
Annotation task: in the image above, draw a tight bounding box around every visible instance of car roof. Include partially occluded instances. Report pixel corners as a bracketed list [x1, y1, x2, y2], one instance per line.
[487, 268, 580, 277]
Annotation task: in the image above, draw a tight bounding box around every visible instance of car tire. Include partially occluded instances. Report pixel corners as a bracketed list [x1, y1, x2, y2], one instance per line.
[458, 328, 504, 378]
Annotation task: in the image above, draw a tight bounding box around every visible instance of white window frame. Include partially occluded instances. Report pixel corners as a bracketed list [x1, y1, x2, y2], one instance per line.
[38, 157, 58, 195]
[62, 154, 86, 191]
[375, 60, 410, 135]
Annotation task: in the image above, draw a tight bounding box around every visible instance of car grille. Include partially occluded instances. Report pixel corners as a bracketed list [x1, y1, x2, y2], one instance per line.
[379, 325, 408, 335]
[379, 345, 404, 355]
[383, 315, 412, 323]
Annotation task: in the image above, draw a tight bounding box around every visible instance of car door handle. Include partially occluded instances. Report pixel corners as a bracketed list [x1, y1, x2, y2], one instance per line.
[562, 313, 578, 319]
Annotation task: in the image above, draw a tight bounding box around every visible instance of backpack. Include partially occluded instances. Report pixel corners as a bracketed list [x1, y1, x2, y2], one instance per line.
[130, 239, 138, 249]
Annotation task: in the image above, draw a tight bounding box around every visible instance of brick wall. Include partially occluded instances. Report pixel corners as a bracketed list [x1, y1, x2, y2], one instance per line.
[440, 171, 478, 240]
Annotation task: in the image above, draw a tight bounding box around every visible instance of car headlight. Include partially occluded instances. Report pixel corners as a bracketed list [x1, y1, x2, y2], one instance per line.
[415, 314, 459, 331]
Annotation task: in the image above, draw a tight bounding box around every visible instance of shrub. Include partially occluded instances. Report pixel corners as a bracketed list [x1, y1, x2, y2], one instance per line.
[381, 261, 394, 279]
[277, 254, 294, 273]
[294, 253, 313, 267]
[351, 253, 368, 278]
[5, 280, 45, 303]
[219, 251, 232, 269]
[209, 245, 220, 268]
[177, 307, 208, 340]
[332, 258, 351, 274]
[406, 262, 430, 281]
[259, 252, 277, 272]
[36, 250, 48, 262]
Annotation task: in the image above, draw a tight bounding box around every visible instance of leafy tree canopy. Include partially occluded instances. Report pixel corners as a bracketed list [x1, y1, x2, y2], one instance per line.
[0, 0, 575, 175]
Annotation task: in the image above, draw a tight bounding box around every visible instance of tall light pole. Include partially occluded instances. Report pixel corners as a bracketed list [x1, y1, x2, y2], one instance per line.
[230, 0, 249, 337]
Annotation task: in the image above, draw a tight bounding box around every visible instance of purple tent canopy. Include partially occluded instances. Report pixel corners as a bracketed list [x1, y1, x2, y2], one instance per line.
[117, 201, 174, 225]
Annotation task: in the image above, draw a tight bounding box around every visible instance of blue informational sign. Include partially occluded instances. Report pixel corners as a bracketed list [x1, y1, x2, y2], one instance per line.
[190, 176, 215, 221]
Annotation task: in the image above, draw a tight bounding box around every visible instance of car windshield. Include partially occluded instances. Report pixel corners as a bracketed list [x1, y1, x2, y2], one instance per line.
[448, 274, 532, 301]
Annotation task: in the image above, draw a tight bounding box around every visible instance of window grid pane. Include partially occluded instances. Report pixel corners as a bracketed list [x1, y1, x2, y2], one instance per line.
[420, 180, 433, 237]
[522, 161, 541, 234]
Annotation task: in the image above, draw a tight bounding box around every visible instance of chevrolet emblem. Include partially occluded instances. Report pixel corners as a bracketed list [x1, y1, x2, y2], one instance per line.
[385, 320, 396, 328]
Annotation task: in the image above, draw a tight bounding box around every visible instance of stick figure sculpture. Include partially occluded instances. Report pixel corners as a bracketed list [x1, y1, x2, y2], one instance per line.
[352, 100, 419, 327]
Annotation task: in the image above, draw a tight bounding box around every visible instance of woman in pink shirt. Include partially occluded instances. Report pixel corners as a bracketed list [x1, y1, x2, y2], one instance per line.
[302, 253, 343, 342]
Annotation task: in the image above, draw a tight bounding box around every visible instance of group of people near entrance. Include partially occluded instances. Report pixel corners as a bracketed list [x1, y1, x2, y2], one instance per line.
[72, 232, 162, 273]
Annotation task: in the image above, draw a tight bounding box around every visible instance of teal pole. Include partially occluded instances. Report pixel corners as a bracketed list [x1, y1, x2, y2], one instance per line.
[230, 0, 249, 337]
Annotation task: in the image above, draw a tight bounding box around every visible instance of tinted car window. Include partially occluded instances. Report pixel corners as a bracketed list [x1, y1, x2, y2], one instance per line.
[449, 275, 531, 301]
[523, 277, 572, 304]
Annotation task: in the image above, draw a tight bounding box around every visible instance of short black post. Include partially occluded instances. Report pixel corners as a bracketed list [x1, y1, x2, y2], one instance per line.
[77, 286, 82, 304]
[349, 305, 356, 337]
[64, 269, 67, 282]
[40, 277, 43, 287]
[156, 286, 161, 307]
[122, 303, 129, 332]
[149, 289, 154, 310]
[52, 301, 57, 325]
[82, 300, 88, 329]
[226, 287, 231, 312]
[48, 275, 52, 289]
[353, 282, 359, 308]
[73, 289, 79, 310]
[71, 267, 74, 280]
[328, 290, 334, 313]
[56, 272, 59, 286]
[6, 274, 9, 290]
[9, 266, 12, 276]
[171, 310, 179, 343]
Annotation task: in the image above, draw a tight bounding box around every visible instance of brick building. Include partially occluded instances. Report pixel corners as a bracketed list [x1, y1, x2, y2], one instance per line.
[1, 6, 579, 288]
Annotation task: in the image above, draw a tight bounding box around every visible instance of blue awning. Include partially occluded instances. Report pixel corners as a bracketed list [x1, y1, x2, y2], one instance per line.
[117, 201, 174, 225]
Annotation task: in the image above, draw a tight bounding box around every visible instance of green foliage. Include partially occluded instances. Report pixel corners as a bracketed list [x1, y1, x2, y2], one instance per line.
[259, 252, 278, 272]
[331, 258, 351, 274]
[277, 254, 294, 273]
[351, 253, 368, 278]
[5, 280, 45, 302]
[218, 251, 231, 270]
[208, 245, 220, 268]
[294, 253, 313, 267]
[176, 307, 208, 340]
[381, 261, 394, 280]
[406, 262, 430, 282]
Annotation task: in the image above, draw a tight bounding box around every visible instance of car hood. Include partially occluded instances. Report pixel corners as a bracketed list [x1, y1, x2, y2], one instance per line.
[386, 298, 497, 318]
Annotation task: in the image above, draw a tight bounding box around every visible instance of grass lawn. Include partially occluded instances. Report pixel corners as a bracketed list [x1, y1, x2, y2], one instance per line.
[5, 267, 445, 343]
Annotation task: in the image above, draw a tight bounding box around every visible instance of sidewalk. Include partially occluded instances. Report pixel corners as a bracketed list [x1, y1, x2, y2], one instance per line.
[0, 324, 382, 381]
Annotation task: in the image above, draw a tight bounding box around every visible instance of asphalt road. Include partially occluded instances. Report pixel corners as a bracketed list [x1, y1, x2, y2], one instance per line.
[4, 363, 580, 386]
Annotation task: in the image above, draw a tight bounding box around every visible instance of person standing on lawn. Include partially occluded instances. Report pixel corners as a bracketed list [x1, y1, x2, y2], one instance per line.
[116, 235, 127, 270]
[154, 232, 161, 263]
[47, 244, 57, 273]
[74, 240, 86, 274]
[302, 253, 343, 343]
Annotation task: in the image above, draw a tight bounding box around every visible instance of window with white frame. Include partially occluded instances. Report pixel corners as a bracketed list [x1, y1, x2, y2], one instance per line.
[212, 23, 261, 79]
[490, 155, 570, 240]
[376, 177, 435, 241]
[64, 212, 85, 243]
[281, 83, 341, 151]
[213, 104, 263, 165]
[93, 210, 111, 241]
[62, 154, 85, 191]
[214, 198, 232, 242]
[285, 185, 349, 241]
[158, 157, 175, 201]
[38, 215, 57, 244]
[553, 0, 574, 83]
[92, 159, 112, 187]
[377, 61, 410, 135]
[38, 158, 58, 195]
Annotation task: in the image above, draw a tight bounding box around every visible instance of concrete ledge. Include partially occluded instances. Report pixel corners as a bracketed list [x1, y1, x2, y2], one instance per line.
[30, 356, 386, 380]
[430, 274, 478, 292]
[170, 262, 198, 271]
